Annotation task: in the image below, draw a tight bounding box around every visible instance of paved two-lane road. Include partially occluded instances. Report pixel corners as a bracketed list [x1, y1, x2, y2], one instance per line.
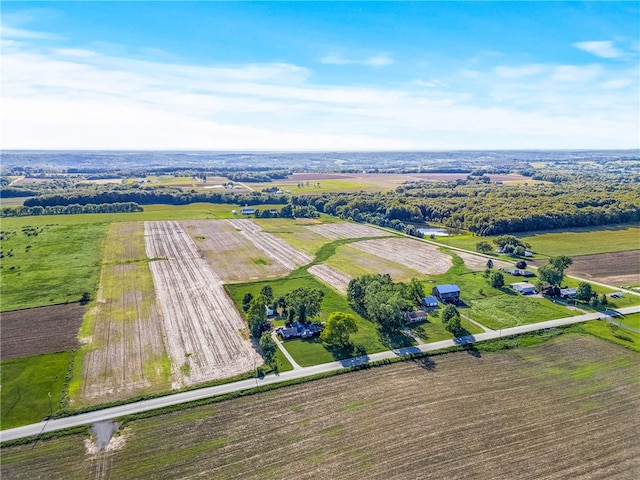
[3, 305, 638, 443]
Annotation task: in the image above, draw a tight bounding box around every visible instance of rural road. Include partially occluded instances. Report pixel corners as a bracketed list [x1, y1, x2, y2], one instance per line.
[3, 304, 639, 443]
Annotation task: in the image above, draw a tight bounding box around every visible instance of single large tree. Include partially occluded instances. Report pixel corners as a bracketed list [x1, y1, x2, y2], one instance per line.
[538, 263, 563, 287]
[550, 255, 573, 271]
[476, 241, 493, 254]
[441, 304, 462, 336]
[259, 331, 277, 367]
[260, 285, 274, 305]
[490, 271, 505, 288]
[576, 282, 593, 302]
[320, 312, 359, 347]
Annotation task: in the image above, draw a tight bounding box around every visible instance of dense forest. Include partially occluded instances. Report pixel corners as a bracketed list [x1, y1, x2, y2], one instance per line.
[294, 179, 640, 235]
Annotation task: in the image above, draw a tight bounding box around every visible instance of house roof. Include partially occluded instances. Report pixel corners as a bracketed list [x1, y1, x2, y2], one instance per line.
[511, 282, 536, 290]
[560, 288, 577, 295]
[435, 284, 460, 294]
[422, 296, 438, 304]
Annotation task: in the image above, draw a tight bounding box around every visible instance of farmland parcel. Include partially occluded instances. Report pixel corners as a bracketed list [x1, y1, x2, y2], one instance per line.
[145, 221, 262, 388]
[2, 336, 638, 479]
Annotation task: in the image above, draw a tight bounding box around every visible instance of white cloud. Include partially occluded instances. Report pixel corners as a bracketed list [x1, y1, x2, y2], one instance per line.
[319, 53, 393, 67]
[1, 36, 637, 150]
[493, 64, 543, 79]
[573, 41, 623, 59]
[363, 55, 394, 67]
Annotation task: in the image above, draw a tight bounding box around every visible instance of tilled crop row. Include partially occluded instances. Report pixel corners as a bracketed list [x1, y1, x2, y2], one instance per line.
[145, 221, 262, 387]
[308, 264, 352, 294]
[307, 223, 393, 240]
[351, 237, 452, 274]
[226, 219, 312, 271]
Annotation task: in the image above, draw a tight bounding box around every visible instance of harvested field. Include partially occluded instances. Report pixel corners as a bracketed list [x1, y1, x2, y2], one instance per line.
[566, 250, 640, 287]
[226, 219, 312, 271]
[145, 221, 262, 388]
[306, 223, 393, 240]
[253, 218, 331, 256]
[308, 264, 352, 294]
[76, 222, 169, 404]
[326, 245, 423, 282]
[455, 251, 512, 271]
[0, 303, 84, 359]
[4, 336, 640, 479]
[351, 237, 452, 274]
[182, 220, 289, 281]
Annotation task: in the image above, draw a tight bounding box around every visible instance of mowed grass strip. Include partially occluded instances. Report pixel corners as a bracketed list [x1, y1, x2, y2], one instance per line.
[1, 352, 72, 429]
[3, 336, 639, 479]
[253, 218, 332, 256]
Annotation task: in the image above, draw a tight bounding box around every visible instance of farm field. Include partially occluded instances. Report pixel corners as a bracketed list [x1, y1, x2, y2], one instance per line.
[520, 224, 640, 257]
[0, 303, 84, 359]
[351, 237, 452, 274]
[454, 251, 512, 271]
[72, 222, 170, 405]
[226, 219, 313, 271]
[566, 250, 640, 287]
[308, 264, 352, 294]
[3, 336, 639, 479]
[0, 222, 107, 312]
[248, 172, 532, 194]
[306, 222, 393, 240]
[253, 218, 332, 256]
[1, 352, 72, 430]
[183, 220, 289, 282]
[145, 221, 263, 388]
[325, 244, 423, 283]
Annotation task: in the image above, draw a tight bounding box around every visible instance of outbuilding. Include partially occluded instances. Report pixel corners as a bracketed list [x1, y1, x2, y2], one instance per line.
[432, 284, 460, 303]
[422, 296, 438, 308]
[510, 282, 536, 295]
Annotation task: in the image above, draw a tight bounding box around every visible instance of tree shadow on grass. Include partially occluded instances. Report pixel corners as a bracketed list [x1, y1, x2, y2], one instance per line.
[380, 328, 415, 350]
[614, 333, 633, 343]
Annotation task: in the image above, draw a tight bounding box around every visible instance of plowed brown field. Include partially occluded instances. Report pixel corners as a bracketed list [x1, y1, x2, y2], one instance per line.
[145, 221, 262, 388]
[226, 219, 312, 270]
[3, 336, 639, 479]
[0, 303, 84, 359]
[351, 237, 452, 274]
[307, 223, 393, 240]
[182, 220, 289, 281]
[566, 250, 640, 286]
[308, 264, 352, 294]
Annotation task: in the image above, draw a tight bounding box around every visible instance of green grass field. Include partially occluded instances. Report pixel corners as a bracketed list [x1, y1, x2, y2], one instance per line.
[1, 352, 72, 429]
[429, 224, 639, 258]
[0, 222, 107, 311]
[247, 178, 374, 194]
[580, 319, 640, 353]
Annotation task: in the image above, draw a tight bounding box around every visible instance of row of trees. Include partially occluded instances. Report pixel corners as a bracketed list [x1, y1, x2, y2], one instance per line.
[293, 179, 639, 235]
[1, 202, 143, 217]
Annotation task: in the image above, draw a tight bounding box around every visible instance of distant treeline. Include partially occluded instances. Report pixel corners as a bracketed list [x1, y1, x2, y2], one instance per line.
[1, 202, 143, 217]
[293, 180, 640, 236]
[23, 187, 289, 208]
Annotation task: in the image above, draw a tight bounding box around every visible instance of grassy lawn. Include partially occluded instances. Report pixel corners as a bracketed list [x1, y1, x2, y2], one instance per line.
[226, 271, 386, 364]
[1, 352, 72, 429]
[618, 312, 640, 330]
[0, 222, 107, 311]
[425, 251, 576, 329]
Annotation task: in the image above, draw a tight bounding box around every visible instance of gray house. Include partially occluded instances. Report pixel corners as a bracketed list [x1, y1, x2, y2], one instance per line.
[432, 284, 460, 304]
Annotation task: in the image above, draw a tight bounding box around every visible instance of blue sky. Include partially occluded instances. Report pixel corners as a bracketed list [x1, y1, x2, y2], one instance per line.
[2, 1, 638, 150]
